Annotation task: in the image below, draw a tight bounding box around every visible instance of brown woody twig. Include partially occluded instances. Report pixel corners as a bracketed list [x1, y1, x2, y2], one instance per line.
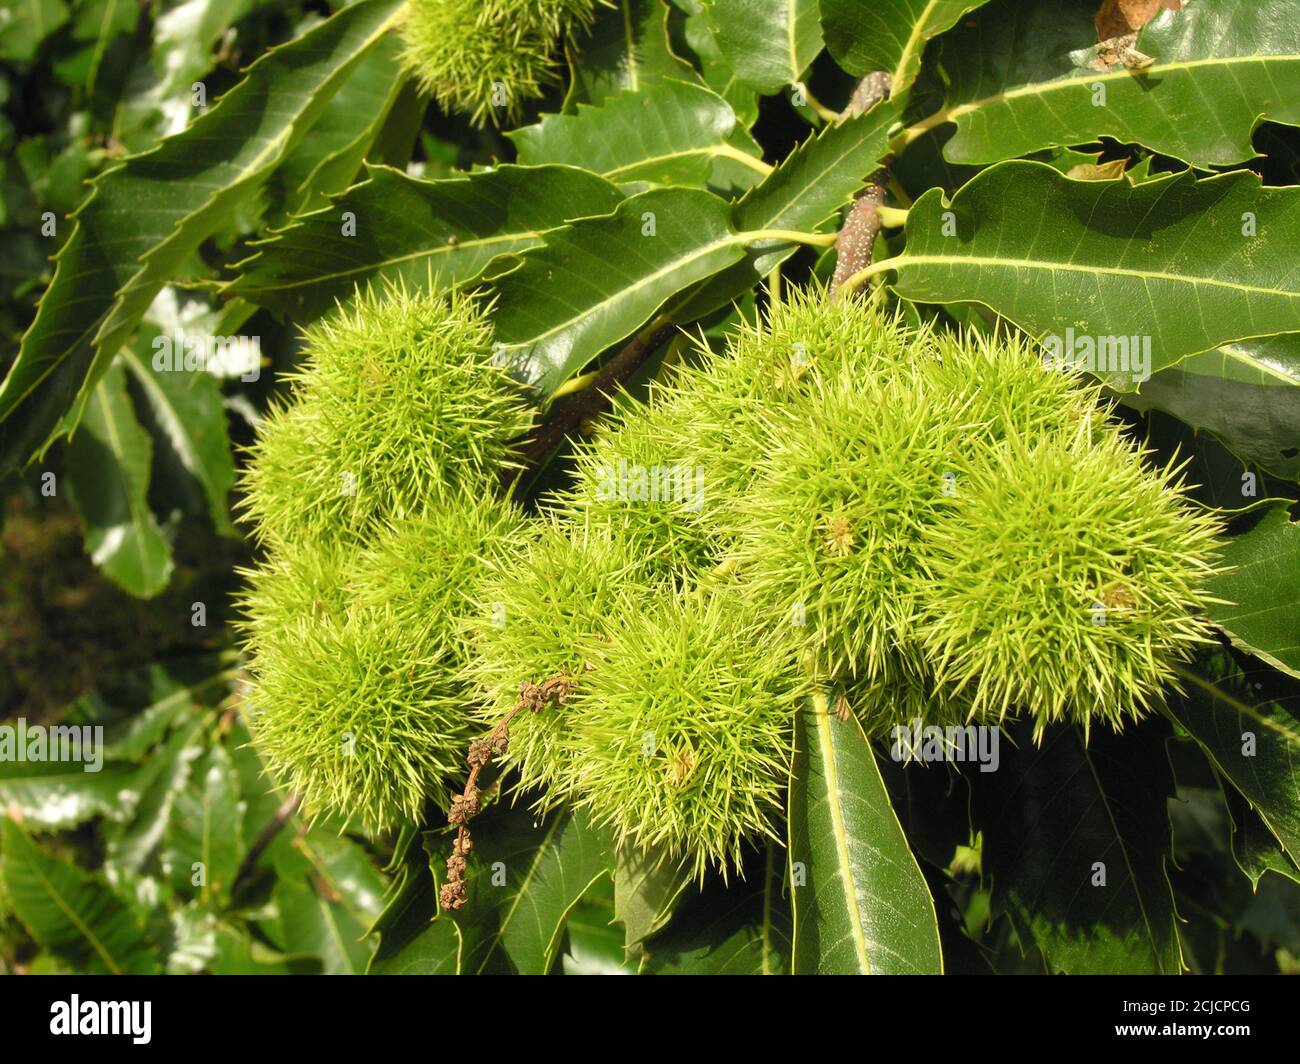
[231, 792, 300, 896]
[832, 72, 894, 298]
[440, 675, 576, 911]
[511, 316, 678, 483]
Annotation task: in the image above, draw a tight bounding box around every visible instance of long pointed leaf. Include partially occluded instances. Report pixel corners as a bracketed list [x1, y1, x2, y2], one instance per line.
[1, 817, 159, 974]
[457, 806, 612, 975]
[509, 79, 764, 190]
[874, 162, 1300, 390]
[0, 0, 405, 472]
[564, 0, 700, 108]
[973, 720, 1182, 974]
[64, 360, 173, 597]
[821, 0, 994, 91]
[228, 164, 624, 320]
[788, 692, 943, 974]
[923, 0, 1300, 167]
[643, 844, 790, 974]
[491, 186, 748, 391]
[1169, 645, 1300, 866]
[703, 0, 823, 94]
[1205, 504, 1300, 679]
[1123, 335, 1300, 482]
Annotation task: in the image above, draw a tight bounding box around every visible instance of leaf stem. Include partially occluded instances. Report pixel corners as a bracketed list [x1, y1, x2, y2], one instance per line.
[887, 174, 914, 208]
[744, 229, 839, 247]
[230, 792, 300, 899]
[794, 81, 840, 123]
[890, 107, 953, 153]
[549, 369, 600, 399]
[840, 255, 903, 296]
[715, 144, 776, 176]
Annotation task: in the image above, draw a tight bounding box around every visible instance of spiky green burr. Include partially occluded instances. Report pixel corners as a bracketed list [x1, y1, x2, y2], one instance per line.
[911, 421, 1224, 735]
[729, 357, 969, 685]
[240, 491, 527, 831]
[400, 0, 600, 125]
[559, 586, 811, 879]
[238, 283, 532, 552]
[243, 599, 466, 832]
[552, 402, 716, 584]
[557, 286, 928, 580]
[464, 512, 656, 800]
[639, 286, 927, 519]
[237, 282, 534, 831]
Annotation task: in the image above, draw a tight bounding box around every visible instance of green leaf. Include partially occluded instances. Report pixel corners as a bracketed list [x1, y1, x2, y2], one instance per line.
[71, 0, 136, 106]
[101, 662, 232, 761]
[295, 832, 388, 924]
[820, 0, 993, 92]
[1, 817, 159, 973]
[491, 185, 748, 392]
[0, 760, 138, 832]
[564, 0, 699, 109]
[1137, 408, 1294, 514]
[1123, 335, 1300, 482]
[228, 163, 624, 320]
[70, 0, 137, 44]
[120, 341, 235, 536]
[612, 840, 691, 952]
[105, 715, 204, 873]
[162, 744, 244, 904]
[787, 692, 943, 975]
[0, 0, 70, 61]
[737, 99, 899, 235]
[0, 0, 406, 473]
[455, 805, 612, 975]
[1224, 784, 1300, 889]
[643, 844, 790, 974]
[1205, 505, 1300, 679]
[167, 906, 223, 974]
[208, 919, 321, 974]
[876, 754, 972, 872]
[1168, 645, 1300, 867]
[64, 360, 173, 598]
[920, 0, 1300, 167]
[263, 30, 411, 222]
[702, 0, 822, 94]
[563, 884, 639, 975]
[270, 830, 386, 975]
[366, 835, 460, 975]
[974, 720, 1182, 974]
[274, 875, 375, 975]
[870, 163, 1300, 390]
[115, 0, 258, 147]
[678, 0, 759, 126]
[368, 908, 460, 974]
[509, 79, 765, 191]
[665, 97, 900, 320]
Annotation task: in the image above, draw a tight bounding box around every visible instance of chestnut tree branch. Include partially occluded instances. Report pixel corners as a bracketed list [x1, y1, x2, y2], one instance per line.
[511, 316, 678, 483]
[440, 675, 576, 911]
[832, 72, 894, 298]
